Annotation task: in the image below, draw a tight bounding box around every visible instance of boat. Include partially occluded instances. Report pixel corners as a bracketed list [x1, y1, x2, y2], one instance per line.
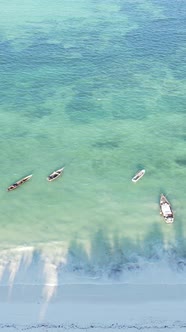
[7, 174, 32, 191]
[160, 194, 174, 224]
[47, 167, 65, 182]
[132, 169, 145, 183]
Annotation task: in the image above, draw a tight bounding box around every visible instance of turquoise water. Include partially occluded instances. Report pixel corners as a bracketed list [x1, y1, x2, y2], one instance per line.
[0, 0, 186, 248]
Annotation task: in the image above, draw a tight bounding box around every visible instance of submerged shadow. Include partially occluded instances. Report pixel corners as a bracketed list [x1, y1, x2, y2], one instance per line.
[60, 239, 90, 275]
[59, 222, 186, 280]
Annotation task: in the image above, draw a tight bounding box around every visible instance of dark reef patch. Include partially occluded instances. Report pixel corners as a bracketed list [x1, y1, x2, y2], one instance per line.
[161, 96, 186, 114]
[181, 135, 186, 141]
[65, 95, 107, 123]
[125, 18, 186, 58]
[92, 140, 120, 149]
[25, 106, 52, 119]
[112, 98, 147, 120]
[175, 159, 186, 167]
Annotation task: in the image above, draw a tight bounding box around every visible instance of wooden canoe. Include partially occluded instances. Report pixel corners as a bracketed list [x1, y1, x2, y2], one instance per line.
[7, 174, 32, 191]
[47, 167, 65, 182]
[132, 169, 145, 183]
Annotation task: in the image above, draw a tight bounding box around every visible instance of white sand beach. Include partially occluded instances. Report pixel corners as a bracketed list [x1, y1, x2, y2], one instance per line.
[0, 283, 186, 331]
[0, 246, 186, 331]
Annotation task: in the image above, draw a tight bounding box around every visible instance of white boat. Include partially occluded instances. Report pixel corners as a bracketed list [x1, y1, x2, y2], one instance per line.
[7, 174, 32, 191]
[47, 167, 65, 182]
[160, 194, 174, 224]
[132, 169, 145, 183]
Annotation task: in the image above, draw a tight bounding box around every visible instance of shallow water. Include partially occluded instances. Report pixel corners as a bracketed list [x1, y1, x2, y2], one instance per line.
[0, 0, 185, 249]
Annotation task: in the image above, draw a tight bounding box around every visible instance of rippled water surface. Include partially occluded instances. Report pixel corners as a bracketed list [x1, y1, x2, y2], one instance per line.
[0, 0, 185, 248]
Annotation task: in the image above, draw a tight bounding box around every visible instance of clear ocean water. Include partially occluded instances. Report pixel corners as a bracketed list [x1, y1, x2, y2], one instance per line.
[0, 0, 185, 257]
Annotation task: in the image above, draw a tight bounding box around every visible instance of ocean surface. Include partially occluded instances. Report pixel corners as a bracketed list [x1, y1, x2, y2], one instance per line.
[0, 0, 186, 276]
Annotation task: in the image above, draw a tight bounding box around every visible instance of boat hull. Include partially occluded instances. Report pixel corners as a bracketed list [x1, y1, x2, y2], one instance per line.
[160, 194, 174, 223]
[47, 167, 64, 182]
[7, 174, 32, 191]
[132, 169, 145, 183]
